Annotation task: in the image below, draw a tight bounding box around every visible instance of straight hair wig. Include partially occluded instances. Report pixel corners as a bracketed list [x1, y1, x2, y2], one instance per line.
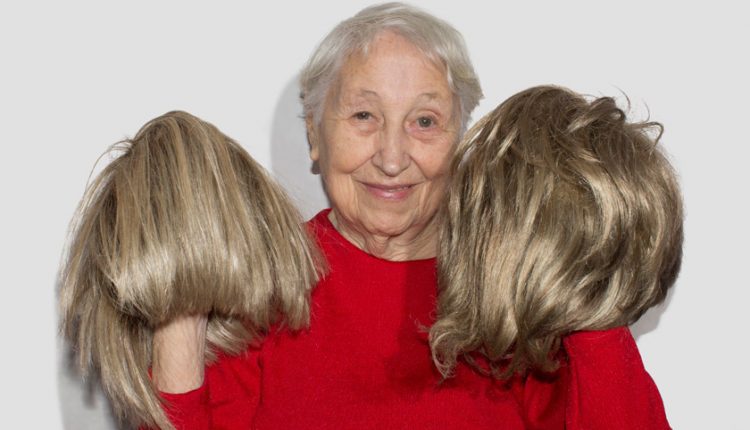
[299, 2, 482, 133]
[59, 111, 324, 429]
[430, 85, 683, 378]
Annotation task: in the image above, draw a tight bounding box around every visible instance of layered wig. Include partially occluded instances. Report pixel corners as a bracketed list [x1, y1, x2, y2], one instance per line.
[430, 86, 683, 378]
[59, 111, 323, 429]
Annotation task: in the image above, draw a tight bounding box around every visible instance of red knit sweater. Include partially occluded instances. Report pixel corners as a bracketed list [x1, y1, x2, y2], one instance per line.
[159, 210, 670, 429]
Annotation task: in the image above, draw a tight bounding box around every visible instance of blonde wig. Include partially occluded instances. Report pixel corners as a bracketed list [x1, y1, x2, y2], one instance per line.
[430, 86, 683, 378]
[59, 111, 323, 429]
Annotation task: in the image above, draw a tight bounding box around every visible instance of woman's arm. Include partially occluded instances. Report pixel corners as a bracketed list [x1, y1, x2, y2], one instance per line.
[147, 315, 211, 429]
[143, 316, 262, 430]
[515, 327, 670, 430]
[152, 315, 208, 394]
[563, 327, 671, 430]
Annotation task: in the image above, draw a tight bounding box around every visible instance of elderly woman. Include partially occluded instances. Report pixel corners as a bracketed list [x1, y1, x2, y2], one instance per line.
[151, 4, 671, 430]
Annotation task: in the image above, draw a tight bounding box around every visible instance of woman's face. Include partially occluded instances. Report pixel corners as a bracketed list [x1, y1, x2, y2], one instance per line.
[309, 31, 458, 252]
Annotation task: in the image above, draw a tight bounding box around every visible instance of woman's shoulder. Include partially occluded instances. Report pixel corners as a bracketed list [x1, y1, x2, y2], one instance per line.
[306, 208, 333, 230]
[306, 208, 342, 249]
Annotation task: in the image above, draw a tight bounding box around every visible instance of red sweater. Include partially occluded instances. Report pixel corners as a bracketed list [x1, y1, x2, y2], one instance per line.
[159, 210, 670, 429]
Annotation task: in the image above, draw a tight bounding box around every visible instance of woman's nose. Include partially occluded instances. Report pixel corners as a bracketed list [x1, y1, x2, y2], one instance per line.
[372, 127, 411, 177]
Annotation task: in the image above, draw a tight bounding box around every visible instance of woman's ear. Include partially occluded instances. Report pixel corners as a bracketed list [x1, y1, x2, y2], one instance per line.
[305, 116, 320, 162]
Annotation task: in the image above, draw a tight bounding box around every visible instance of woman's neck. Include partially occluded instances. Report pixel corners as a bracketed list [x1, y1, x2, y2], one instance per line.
[327, 210, 438, 261]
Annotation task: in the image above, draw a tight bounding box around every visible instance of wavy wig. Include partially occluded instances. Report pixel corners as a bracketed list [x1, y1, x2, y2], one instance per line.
[59, 111, 323, 429]
[430, 86, 683, 378]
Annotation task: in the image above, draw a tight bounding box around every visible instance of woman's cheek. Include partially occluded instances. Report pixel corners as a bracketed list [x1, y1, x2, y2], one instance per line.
[416, 142, 455, 179]
[329, 137, 376, 173]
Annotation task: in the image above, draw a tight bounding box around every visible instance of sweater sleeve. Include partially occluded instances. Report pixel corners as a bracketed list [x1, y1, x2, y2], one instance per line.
[143, 347, 263, 430]
[563, 327, 671, 430]
[159, 385, 211, 429]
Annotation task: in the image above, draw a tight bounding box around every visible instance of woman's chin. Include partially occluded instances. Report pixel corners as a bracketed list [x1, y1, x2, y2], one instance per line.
[360, 211, 427, 239]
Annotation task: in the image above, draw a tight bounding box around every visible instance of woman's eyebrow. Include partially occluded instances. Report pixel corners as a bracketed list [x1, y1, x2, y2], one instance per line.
[417, 91, 454, 104]
[354, 89, 380, 100]
[337, 89, 380, 106]
[417, 92, 441, 101]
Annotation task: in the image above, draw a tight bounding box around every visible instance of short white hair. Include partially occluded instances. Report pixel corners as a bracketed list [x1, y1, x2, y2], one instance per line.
[300, 2, 483, 133]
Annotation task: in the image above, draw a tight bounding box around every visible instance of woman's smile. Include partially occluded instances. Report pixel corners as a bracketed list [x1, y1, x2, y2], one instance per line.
[361, 181, 418, 201]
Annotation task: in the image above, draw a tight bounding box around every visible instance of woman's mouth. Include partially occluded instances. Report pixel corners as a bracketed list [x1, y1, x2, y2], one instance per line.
[362, 182, 416, 200]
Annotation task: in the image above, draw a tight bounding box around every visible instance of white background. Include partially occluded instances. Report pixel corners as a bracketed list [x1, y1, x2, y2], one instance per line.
[1, 1, 747, 428]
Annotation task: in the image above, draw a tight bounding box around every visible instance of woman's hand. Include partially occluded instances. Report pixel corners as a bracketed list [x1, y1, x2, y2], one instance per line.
[151, 314, 209, 394]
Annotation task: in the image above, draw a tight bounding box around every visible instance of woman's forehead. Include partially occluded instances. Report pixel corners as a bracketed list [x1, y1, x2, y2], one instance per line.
[333, 45, 451, 101]
[345, 30, 446, 75]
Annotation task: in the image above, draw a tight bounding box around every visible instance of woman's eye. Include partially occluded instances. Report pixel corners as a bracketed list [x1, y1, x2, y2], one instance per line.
[417, 116, 434, 128]
[354, 111, 372, 121]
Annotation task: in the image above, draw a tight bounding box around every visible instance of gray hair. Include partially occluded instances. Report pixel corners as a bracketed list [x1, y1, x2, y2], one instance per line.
[300, 2, 483, 133]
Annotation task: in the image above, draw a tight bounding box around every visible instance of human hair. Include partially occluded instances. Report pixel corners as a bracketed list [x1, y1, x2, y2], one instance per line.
[430, 85, 683, 379]
[299, 2, 482, 133]
[59, 111, 324, 429]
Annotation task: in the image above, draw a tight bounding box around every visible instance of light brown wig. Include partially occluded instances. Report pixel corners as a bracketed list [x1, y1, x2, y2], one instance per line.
[59, 111, 323, 429]
[430, 86, 683, 379]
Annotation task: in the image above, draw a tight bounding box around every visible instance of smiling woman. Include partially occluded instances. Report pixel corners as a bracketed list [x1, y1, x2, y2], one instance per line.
[142, 3, 671, 430]
[308, 30, 458, 260]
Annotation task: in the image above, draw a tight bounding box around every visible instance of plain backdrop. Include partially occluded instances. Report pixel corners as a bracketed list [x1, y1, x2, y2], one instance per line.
[1, 1, 747, 428]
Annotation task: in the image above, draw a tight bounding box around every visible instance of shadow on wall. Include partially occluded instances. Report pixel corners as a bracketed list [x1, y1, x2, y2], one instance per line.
[58, 340, 121, 429]
[630, 286, 676, 340]
[269, 74, 329, 220]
